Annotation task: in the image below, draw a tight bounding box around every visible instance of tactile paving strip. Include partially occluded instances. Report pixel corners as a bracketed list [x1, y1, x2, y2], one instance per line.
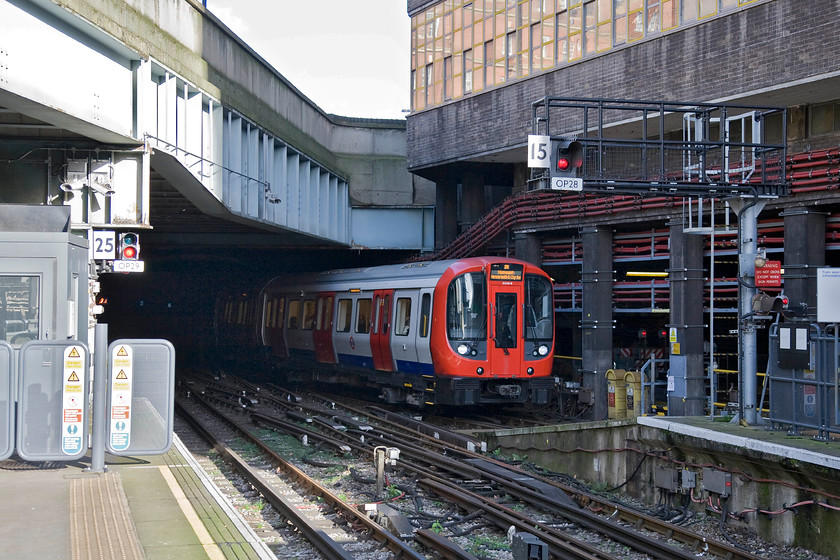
[69, 472, 145, 560]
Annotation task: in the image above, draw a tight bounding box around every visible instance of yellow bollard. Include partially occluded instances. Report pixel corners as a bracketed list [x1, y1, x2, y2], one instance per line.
[624, 370, 641, 418]
[605, 369, 626, 419]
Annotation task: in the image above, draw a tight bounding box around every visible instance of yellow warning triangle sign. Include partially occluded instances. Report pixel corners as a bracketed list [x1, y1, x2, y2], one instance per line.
[116, 370, 128, 380]
[68, 347, 80, 358]
[117, 346, 129, 356]
[68, 371, 79, 382]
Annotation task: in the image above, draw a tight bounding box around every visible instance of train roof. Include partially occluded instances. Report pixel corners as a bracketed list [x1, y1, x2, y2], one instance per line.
[262, 257, 541, 293]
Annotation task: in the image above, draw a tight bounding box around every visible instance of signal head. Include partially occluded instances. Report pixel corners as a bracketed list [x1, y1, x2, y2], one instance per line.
[551, 140, 584, 178]
[119, 232, 140, 260]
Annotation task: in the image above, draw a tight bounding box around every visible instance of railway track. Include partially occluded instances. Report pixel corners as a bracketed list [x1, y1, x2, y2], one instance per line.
[176, 395, 431, 560]
[175, 372, 785, 560]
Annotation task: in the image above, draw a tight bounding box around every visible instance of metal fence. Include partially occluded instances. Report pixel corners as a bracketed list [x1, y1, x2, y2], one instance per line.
[766, 322, 840, 440]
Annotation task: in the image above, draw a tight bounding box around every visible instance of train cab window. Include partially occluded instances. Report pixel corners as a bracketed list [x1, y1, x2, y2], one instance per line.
[524, 274, 554, 341]
[395, 298, 412, 336]
[447, 271, 487, 341]
[356, 298, 372, 334]
[336, 299, 352, 332]
[302, 300, 316, 330]
[287, 300, 301, 329]
[419, 293, 431, 338]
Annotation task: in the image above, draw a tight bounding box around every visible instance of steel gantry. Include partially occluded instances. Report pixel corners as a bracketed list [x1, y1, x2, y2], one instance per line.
[529, 97, 789, 421]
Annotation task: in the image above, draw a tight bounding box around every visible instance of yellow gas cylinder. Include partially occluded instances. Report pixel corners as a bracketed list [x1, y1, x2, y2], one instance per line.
[605, 369, 626, 419]
[624, 370, 641, 418]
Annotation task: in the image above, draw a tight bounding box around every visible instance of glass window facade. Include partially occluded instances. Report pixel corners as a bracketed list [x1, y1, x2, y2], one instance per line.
[0, 275, 39, 346]
[411, 0, 760, 111]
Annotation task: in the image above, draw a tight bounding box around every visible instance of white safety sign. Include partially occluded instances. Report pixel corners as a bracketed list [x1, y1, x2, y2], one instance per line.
[527, 135, 551, 168]
[61, 345, 86, 456]
[91, 230, 116, 260]
[109, 345, 133, 451]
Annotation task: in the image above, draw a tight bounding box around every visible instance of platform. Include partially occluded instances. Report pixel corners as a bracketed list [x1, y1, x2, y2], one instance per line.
[0, 435, 273, 560]
[636, 414, 840, 471]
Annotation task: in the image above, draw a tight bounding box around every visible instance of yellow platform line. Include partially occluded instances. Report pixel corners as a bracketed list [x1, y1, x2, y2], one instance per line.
[158, 465, 227, 560]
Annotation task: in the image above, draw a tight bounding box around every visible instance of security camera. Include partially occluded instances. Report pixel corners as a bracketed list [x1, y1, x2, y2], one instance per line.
[88, 182, 115, 197]
[59, 182, 83, 192]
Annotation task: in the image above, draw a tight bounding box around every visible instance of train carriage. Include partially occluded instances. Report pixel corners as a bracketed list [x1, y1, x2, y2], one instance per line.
[256, 257, 556, 407]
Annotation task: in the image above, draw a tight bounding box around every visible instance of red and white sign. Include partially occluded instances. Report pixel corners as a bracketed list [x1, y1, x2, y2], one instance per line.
[755, 260, 782, 288]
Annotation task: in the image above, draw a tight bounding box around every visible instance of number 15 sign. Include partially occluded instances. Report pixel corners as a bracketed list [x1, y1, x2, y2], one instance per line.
[528, 135, 551, 168]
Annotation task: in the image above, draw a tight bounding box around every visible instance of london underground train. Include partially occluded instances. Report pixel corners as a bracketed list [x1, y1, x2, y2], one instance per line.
[251, 257, 556, 407]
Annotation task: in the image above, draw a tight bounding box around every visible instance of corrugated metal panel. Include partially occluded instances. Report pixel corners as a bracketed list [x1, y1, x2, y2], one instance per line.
[140, 59, 350, 245]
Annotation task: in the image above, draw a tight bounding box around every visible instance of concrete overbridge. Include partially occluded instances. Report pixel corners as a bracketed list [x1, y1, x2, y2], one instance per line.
[0, 0, 433, 256]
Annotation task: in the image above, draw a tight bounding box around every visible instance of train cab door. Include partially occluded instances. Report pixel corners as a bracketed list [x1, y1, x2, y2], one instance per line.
[488, 265, 525, 374]
[313, 293, 336, 363]
[371, 289, 394, 371]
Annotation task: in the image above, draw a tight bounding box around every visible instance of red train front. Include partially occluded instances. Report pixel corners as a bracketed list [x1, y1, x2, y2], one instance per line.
[429, 258, 555, 406]
[256, 257, 556, 407]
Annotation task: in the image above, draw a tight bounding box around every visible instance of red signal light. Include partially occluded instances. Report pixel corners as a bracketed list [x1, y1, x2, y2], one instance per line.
[557, 157, 571, 171]
[122, 246, 137, 259]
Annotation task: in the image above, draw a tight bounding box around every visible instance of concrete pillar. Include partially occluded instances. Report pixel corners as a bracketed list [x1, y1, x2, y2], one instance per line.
[783, 209, 825, 315]
[434, 179, 458, 250]
[668, 220, 706, 416]
[514, 233, 542, 266]
[580, 227, 613, 420]
[459, 172, 485, 233]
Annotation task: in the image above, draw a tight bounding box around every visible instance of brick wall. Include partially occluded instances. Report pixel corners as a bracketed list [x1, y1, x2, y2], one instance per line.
[407, 0, 840, 171]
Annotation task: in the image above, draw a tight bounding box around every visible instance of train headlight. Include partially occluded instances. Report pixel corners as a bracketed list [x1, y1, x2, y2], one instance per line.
[538, 344, 550, 356]
[457, 344, 470, 355]
[476, 367, 484, 375]
[526, 367, 534, 375]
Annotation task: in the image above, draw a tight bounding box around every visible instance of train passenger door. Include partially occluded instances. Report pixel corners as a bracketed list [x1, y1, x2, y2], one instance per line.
[488, 265, 525, 374]
[389, 290, 419, 374]
[371, 289, 394, 371]
[414, 290, 434, 374]
[313, 293, 336, 363]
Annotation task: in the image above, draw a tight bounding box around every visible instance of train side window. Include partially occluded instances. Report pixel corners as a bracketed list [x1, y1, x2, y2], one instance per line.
[336, 299, 352, 332]
[356, 298, 372, 334]
[274, 298, 285, 328]
[395, 298, 412, 336]
[287, 300, 301, 329]
[302, 300, 316, 330]
[265, 299, 273, 327]
[315, 298, 323, 330]
[266, 297, 284, 328]
[419, 293, 431, 338]
[317, 296, 333, 331]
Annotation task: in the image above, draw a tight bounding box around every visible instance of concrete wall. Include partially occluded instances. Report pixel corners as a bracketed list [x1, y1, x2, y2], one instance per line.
[46, 0, 430, 208]
[406, 0, 840, 171]
[478, 420, 840, 558]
